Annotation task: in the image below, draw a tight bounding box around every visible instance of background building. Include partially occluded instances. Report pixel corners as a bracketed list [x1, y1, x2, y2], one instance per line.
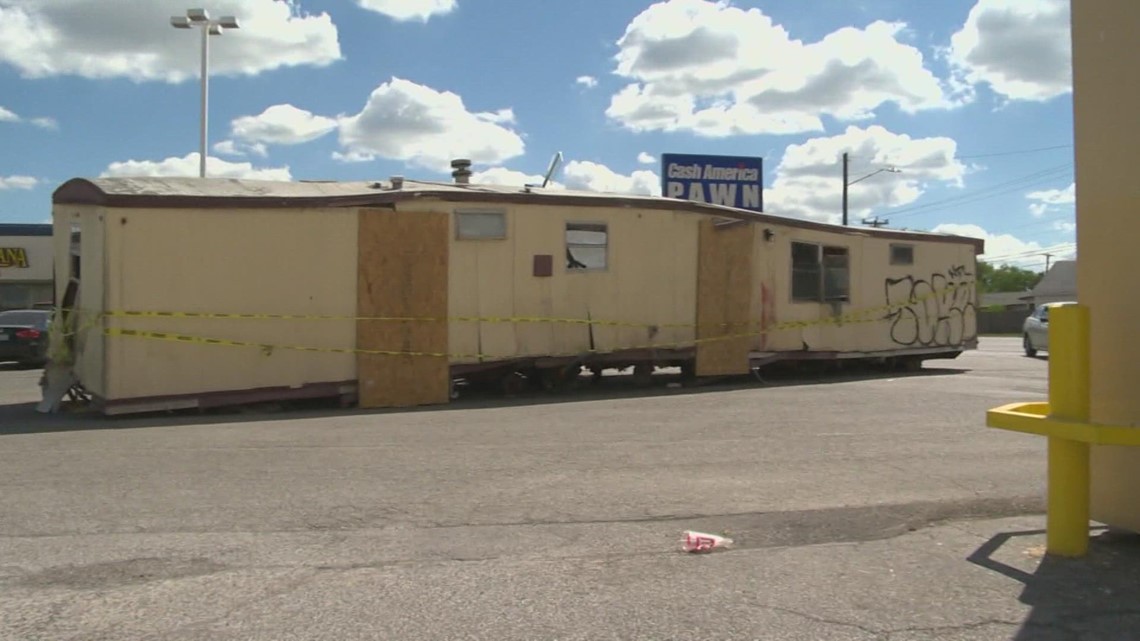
[1021, 260, 1076, 306]
[0, 223, 53, 311]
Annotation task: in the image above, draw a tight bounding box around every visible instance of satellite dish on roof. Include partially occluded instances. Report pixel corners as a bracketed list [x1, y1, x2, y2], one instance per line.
[541, 151, 563, 188]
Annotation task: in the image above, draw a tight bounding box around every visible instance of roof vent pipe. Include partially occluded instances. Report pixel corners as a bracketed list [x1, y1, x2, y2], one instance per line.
[451, 158, 472, 184]
[390, 175, 404, 190]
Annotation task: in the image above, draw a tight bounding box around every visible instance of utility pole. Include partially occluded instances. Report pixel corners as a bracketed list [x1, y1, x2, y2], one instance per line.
[1044, 253, 1054, 272]
[861, 217, 890, 228]
[842, 152, 849, 226]
[843, 155, 899, 227]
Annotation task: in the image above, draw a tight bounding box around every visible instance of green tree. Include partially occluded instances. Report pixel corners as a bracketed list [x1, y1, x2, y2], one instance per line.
[977, 262, 1043, 294]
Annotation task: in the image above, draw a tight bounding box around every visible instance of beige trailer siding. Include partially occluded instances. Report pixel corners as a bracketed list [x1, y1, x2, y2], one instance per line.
[750, 228, 977, 355]
[417, 200, 701, 365]
[99, 207, 358, 401]
[424, 196, 977, 367]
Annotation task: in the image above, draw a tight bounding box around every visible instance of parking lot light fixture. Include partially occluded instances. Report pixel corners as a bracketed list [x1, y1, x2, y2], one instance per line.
[169, 8, 241, 178]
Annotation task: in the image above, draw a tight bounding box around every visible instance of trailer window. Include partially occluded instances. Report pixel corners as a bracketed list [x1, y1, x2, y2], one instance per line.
[890, 243, 914, 265]
[791, 242, 821, 301]
[792, 242, 849, 302]
[822, 246, 850, 301]
[456, 211, 506, 240]
[566, 223, 607, 270]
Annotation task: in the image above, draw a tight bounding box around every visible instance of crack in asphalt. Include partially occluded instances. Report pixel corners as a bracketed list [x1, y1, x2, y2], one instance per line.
[741, 599, 883, 638]
[0, 495, 1047, 551]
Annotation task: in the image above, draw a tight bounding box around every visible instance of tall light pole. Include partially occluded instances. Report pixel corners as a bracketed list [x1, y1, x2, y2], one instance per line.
[842, 152, 901, 226]
[171, 9, 240, 178]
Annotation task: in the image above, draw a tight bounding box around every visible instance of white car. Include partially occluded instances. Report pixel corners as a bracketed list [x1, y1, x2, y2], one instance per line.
[1022, 301, 1077, 357]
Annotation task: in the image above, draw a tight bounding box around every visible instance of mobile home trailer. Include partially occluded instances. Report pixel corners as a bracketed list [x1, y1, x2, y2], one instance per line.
[45, 174, 982, 415]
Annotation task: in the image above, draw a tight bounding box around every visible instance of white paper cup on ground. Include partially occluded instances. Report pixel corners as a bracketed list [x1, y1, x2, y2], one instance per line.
[682, 530, 733, 553]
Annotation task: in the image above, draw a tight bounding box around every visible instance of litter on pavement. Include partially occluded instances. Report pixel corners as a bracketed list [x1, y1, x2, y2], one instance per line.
[681, 530, 733, 553]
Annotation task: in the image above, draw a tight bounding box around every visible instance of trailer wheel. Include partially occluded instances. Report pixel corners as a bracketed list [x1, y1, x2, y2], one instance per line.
[541, 365, 582, 393]
[501, 372, 527, 396]
[632, 364, 654, 388]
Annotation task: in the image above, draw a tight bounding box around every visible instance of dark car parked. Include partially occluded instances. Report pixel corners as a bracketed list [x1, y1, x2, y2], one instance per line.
[0, 309, 52, 367]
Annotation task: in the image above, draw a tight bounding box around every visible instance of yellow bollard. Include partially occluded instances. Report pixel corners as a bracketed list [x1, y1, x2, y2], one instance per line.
[1046, 438, 1090, 556]
[1045, 305, 1091, 557]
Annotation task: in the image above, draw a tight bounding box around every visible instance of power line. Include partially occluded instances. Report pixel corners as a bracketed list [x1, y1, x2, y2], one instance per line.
[981, 242, 1076, 263]
[1018, 225, 1076, 242]
[957, 144, 1073, 160]
[992, 211, 1074, 234]
[985, 243, 1075, 261]
[844, 142, 1072, 165]
[884, 164, 1073, 220]
[982, 241, 1076, 260]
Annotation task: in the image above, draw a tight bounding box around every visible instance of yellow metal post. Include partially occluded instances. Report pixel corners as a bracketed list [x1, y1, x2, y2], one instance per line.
[1045, 305, 1091, 556]
[1047, 439, 1089, 556]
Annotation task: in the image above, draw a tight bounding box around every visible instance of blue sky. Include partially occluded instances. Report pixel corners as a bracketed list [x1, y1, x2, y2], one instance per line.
[0, 0, 1075, 268]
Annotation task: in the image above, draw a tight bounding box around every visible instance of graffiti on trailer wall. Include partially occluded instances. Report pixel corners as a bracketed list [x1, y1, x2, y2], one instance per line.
[884, 265, 977, 347]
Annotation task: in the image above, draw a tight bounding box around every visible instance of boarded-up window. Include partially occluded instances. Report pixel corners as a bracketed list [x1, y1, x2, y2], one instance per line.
[890, 243, 914, 265]
[455, 211, 506, 240]
[566, 222, 607, 270]
[791, 242, 821, 301]
[792, 242, 849, 302]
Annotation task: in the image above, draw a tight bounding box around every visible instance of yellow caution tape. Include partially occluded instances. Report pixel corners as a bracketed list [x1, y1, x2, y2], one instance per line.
[98, 281, 973, 331]
[100, 284, 958, 361]
[104, 327, 459, 359]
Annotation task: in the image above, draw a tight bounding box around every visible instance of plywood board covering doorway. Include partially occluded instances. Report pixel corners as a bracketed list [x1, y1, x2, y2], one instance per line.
[357, 208, 450, 408]
[695, 219, 754, 376]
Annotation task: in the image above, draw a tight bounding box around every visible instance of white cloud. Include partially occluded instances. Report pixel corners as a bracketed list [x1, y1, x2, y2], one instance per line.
[765, 125, 966, 224]
[0, 0, 340, 83]
[0, 105, 57, 129]
[471, 167, 564, 189]
[1026, 182, 1075, 216]
[0, 175, 39, 190]
[336, 77, 525, 170]
[354, 0, 456, 21]
[1052, 220, 1076, 233]
[331, 150, 374, 164]
[231, 104, 338, 146]
[476, 108, 516, 125]
[101, 153, 291, 181]
[606, 0, 949, 137]
[948, 0, 1071, 102]
[932, 223, 1046, 266]
[576, 75, 598, 88]
[562, 161, 661, 196]
[213, 140, 268, 158]
[213, 140, 243, 156]
[472, 160, 661, 196]
[637, 152, 657, 165]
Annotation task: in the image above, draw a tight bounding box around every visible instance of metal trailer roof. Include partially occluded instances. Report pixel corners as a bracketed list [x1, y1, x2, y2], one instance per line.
[52, 176, 985, 251]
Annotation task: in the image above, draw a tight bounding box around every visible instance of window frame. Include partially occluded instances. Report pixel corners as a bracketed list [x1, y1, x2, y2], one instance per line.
[565, 221, 609, 272]
[790, 240, 850, 303]
[791, 241, 823, 302]
[890, 243, 914, 266]
[821, 245, 850, 302]
[454, 209, 508, 241]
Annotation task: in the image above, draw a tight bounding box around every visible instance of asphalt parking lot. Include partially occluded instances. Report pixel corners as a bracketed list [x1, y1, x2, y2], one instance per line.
[6, 338, 1132, 640]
